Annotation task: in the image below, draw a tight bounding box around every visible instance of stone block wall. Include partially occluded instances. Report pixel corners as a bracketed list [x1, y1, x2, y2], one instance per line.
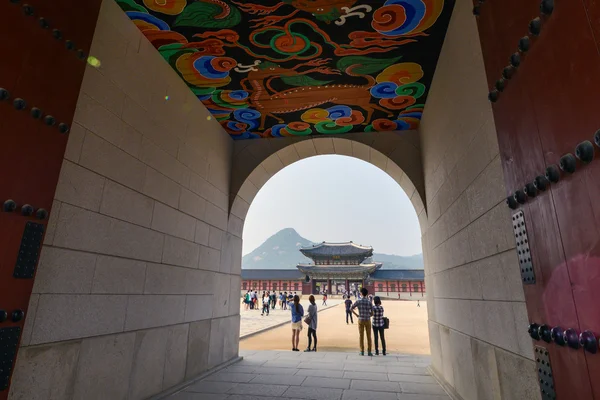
[418, 1, 539, 399]
[9, 1, 240, 398]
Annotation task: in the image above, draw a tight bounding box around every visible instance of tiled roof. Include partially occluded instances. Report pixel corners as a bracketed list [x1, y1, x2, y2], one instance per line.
[296, 264, 381, 275]
[300, 242, 374, 257]
[241, 269, 425, 281]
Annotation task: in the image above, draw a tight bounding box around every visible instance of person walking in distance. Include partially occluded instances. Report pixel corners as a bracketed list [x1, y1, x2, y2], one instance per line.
[344, 295, 354, 324]
[288, 295, 304, 351]
[261, 292, 270, 316]
[351, 287, 373, 356]
[271, 291, 276, 309]
[372, 296, 386, 356]
[282, 292, 288, 310]
[305, 295, 318, 352]
[322, 293, 327, 306]
[417, 300, 420, 307]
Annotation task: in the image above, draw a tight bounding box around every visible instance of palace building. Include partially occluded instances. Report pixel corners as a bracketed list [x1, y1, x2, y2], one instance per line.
[241, 242, 425, 299]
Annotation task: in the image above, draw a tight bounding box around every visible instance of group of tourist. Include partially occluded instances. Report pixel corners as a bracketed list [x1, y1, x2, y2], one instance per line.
[242, 290, 299, 315]
[288, 287, 387, 355]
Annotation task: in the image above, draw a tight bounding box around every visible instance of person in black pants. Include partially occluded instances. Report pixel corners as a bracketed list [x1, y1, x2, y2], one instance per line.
[305, 295, 318, 352]
[372, 296, 386, 355]
[344, 295, 353, 324]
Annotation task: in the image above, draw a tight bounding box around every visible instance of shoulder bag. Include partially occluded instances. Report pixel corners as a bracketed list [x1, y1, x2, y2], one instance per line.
[383, 317, 390, 329]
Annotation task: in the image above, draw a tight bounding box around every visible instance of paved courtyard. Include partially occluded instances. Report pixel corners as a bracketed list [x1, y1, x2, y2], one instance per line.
[167, 350, 449, 400]
[239, 299, 344, 337]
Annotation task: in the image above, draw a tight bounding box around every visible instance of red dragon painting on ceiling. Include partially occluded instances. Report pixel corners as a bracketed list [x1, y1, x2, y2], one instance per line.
[117, 0, 454, 139]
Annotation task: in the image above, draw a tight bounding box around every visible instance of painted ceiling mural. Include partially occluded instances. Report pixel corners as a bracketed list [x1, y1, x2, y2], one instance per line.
[117, 0, 455, 139]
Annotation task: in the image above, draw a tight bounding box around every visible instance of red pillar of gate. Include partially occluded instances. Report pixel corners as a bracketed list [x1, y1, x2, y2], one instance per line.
[476, 1, 600, 397]
[326, 279, 331, 295]
[0, 1, 103, 397]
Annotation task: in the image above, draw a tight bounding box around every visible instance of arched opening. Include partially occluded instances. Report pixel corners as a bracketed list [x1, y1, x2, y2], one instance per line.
[234, 141, 428, 354]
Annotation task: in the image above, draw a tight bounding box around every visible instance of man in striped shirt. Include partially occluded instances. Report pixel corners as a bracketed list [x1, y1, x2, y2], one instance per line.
[351, 287, 373, 356]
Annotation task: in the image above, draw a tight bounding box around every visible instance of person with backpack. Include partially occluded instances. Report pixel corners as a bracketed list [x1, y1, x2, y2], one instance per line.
[372, 296, 386, 356]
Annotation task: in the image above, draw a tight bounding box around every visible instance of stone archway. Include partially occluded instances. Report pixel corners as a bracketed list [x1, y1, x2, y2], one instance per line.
[228, 133, 427, 238]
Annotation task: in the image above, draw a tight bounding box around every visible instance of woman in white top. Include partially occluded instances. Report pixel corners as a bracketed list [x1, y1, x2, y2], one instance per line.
[304, 295, 318, 352]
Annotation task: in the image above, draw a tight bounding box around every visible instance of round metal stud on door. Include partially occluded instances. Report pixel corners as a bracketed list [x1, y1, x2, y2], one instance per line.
[488, 90, 499, 103]
[44, 115, 56, 126]
[529, 17, 542, 36]
[38, 17, 49, 29]
[594, 129, 600, 147]
[472, 0, 484, 16]
[0, 310, 7, 322]
[545, 165, 560, 183]
[495, 79, 505, 92]
[502, 66, 515, 80]
[22, 3, 34, 15]
[533, 175, 549, 191]
[524, 183, 538, 198]
[575, 140, 594, 163]
[564, 328, 580, 349]
[3, 199, 16, 212]
[21, 204, 33, 216]
[58, 123, 70, 133]
[514, 190, 527, 204]
[551, 326, 566, 346]
[13, 98, 27, 110]
[519, 36, 531, 52]
[579, 331, 598, 354]
[529, 323, 541, 340]
[507, 195, 518, 209]
[540, 0, 554, 15]
[35, 208, 48, 220]
[559, 154, 577, 173]
[0, 88, 10, 101]
[538, 324, 552, 343]
[510, 53, 521, 68]
[31, 107, 43, 119]
[11, 309, 24, 322]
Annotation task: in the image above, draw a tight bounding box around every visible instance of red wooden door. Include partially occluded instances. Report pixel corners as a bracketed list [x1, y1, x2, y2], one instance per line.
[477, 0, 600, 398]
[0, 1, 101, 398]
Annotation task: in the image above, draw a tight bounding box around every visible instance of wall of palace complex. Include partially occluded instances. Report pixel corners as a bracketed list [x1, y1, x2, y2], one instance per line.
[240, 269, 426, 299]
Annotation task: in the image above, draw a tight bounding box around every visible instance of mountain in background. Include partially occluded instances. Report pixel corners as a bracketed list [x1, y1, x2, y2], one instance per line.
[242, 228, 423, 270]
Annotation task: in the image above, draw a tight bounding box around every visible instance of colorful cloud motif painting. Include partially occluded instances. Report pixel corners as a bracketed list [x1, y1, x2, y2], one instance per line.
[117, 0, 455, 139]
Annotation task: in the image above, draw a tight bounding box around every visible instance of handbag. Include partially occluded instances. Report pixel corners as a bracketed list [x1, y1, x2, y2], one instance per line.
[383, 317, 390, 329]
[304, 315, 312, 325]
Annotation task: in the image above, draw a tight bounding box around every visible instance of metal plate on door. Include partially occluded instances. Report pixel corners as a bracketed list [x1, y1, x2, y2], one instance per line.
[0, 327, 21, 391]
[512, 211, 535, 284]
[535, 346, 556, 400]
[13, 222, 44, 279]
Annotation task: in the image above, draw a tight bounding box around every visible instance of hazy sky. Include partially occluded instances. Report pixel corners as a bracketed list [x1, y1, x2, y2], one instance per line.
[242, 155, 422, 256]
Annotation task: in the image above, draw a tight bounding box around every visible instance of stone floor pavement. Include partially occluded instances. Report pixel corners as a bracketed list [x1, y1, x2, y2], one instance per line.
[167, 350, 450, 400]
[239, 299, 344, 338]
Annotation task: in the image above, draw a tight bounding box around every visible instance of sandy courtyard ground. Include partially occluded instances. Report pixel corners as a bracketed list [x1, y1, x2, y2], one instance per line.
[240, 300, 430, 354]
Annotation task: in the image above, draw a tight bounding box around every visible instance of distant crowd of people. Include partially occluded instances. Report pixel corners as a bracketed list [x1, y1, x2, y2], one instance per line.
[243, 287, 388, 355]
[242, 290, 300, 315]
